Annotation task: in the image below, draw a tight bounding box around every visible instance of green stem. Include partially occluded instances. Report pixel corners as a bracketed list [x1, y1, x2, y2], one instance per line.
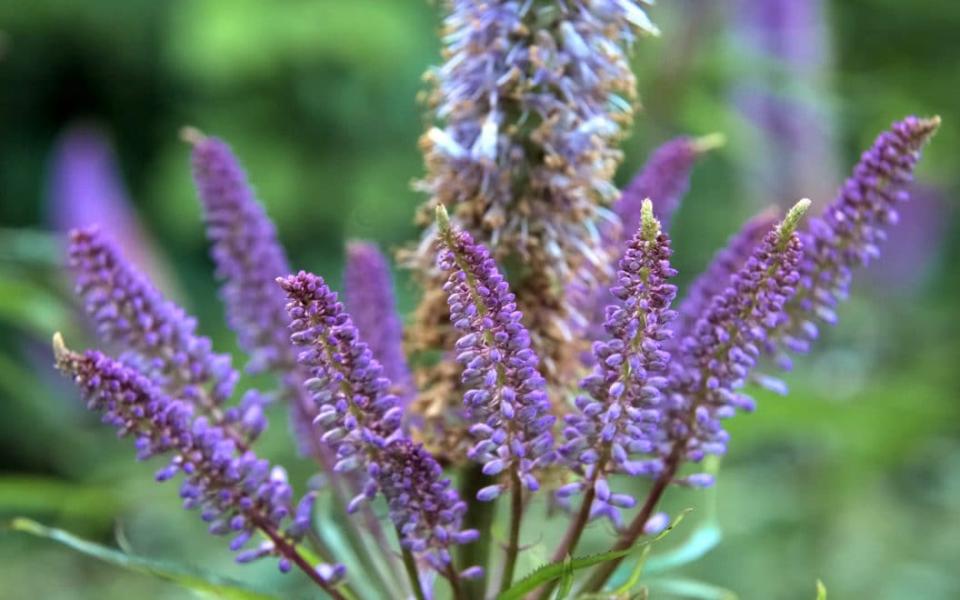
[458, 464, 495, 599]
[499, 468, 525, 594]
[397, 527, 427, 600]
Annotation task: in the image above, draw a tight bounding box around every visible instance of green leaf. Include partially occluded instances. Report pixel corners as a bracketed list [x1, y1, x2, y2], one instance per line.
[644, 577, 738, 600]
[497, 511, 689, 600]
[815, 579, 827, 600]
[556, 554, 575, 600]
[6, 518, 280, 599]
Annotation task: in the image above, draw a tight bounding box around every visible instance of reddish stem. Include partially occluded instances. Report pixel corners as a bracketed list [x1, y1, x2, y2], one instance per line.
[580, 448, 681, 594]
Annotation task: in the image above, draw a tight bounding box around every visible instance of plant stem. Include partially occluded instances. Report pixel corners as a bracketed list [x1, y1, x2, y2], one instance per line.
[250, 514, 348, 600]
[531, 468, 599, 600]
[499, 468, 525, 594]
[445, 563, 468, 600]
[580, 448, 681, 594]
[397, 527, 427, 600]
[458, 464, 495, 599]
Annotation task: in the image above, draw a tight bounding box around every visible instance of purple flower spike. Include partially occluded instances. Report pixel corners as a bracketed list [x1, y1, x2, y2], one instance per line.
[52, 334, 332, 578]
[344, 242, 413, 405]
[673, 207, 780, 343]
[664, 200, 809, 468]
[278, 271, 403, 477]
[187, 130, 329, 457]
[186, 130, 295, 376]
[67, 228, 251, 438]
[279, 272, 477, 570]
[560, 200, 678, 526]
[378, 438, 477, 571]
[616, 134, 725, 234]
[435, 207, 555, 499]
[47, 124, 172, 287]
[766, 116, 941, 369]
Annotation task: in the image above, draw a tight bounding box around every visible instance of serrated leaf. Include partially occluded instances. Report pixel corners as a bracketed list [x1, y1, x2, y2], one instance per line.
[497, 510, 689, 600]
[556, 554, 575, 599]
[6, 518, 280, 599]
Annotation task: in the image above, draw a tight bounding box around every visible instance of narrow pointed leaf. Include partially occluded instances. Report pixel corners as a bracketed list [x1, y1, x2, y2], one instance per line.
[7, 518, 279, 600]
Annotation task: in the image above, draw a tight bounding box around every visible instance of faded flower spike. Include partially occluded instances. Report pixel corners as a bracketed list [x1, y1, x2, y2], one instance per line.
[436, 207, 556, 500]
[768, 116, 941, 370]
[559, 200, 677, 531]
[51, 334, 347, 597]
[344, 241, 413, 405]
[67, 227, 256, 440]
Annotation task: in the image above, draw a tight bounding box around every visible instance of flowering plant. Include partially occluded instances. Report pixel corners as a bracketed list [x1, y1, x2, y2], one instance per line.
[33, 2, 940, 599]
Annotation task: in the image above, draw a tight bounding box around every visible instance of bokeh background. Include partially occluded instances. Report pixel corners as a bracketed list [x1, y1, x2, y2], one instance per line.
[1, 1, 958, 598]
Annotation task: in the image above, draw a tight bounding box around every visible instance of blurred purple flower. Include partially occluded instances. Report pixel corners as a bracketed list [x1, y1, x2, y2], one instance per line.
[344, 241, 412, 406]
[67, 227, 267, 442]
[46, 123, 172, 287]
[730, 0, 838, 206]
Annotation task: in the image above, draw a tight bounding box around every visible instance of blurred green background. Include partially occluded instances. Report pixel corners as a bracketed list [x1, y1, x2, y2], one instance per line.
[1, 1, 958, 598]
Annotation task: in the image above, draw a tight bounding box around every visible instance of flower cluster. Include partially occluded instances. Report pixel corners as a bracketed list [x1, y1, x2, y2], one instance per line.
[766, 116, 942, 371]
[45, 0, 945, 595]
[664, 201, 807, 473]
[436, 209, 556, 501]
[186, 130, 330, 459]
[412, 1, 662, 410]
[51, 335, 343, 591]
[559, 200, 677, 527]
[186, 129, 295, 376]
[278, 271, 477, 572]
[67, 227, 262, 440]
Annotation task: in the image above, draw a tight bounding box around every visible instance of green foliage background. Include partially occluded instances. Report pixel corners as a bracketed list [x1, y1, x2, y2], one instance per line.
[1, 1, 958, 598]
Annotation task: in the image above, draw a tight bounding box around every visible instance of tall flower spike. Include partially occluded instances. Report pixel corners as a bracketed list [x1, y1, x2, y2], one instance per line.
[559, 199, 678, 527]
[185, 129, 322, 456]
[663, 199, 809, 477]
[413, 1, 661, 399]
[66, 228, 254, 440]
[51, 334, 345, 593]
[343, 241, 413, 405]
[185, 129, 296, 376]
[435, 206, 556, 500]
[278, 272, 477, 571]
[765, 116, 941, 372]
[615, 134, 725, 234]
